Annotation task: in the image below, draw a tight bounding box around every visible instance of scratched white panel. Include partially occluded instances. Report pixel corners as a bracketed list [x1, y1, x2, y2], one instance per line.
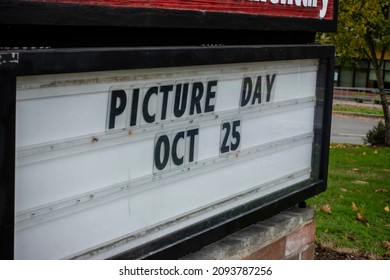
[16, 92, 108, 147]
[15, 142, 312, 260]
[14, 58, 320, 259]
[15, 106, 314, 213]
[16, 59, 318, 147]
[274, 70, 318, 101]
[15, 138, 153, 212]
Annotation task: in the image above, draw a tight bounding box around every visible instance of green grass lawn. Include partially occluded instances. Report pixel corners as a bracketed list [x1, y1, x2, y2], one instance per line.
[333, 104, 383, 116]
[307, 144, 390, 258]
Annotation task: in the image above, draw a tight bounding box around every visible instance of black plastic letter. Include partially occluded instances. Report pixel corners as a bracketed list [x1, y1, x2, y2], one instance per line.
[251, 76, 262, 105]
[159, 85, 173, 120]
[173, 83, 189, 118]
[129, 88, 139, 127]
[143, 87, 158, 123]
[266, 74, 277, 102]
[186, 128, 199, 163]
[154, 135, 170, 170]
[172, 131, 185, 166]
[240, 77, 252, 107]
[205, 80, 217, 113]
[190, 82, 204, 115]
[108, 89, 127, 129]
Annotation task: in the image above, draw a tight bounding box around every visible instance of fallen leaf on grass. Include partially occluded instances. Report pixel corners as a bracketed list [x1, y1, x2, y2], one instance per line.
[351, 168, 359, 172]
[357, 212, 365, 222]
[382, 241, 390, 250]
[386, 225, 390, 228]
[385, 205, 389, 212]
[383, 169, 390, 172]
[351, 202, 359, 211]
[346, 234, 357, 241]
[352, 180, 369, 185]
[340, 188, 348, 192]
[374, 189, 388, 193]
[356, 212, 370, 227]
[321, 204, 332, 214]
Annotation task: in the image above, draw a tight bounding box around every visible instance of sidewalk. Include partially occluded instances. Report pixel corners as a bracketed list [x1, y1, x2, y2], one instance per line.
[331, 99, 383, 144]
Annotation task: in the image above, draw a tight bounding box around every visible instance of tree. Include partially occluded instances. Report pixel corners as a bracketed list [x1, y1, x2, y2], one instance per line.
[319, 0, 390, 145]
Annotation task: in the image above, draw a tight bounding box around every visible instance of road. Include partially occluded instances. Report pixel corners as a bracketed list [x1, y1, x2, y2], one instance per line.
[330, 114, 380, 144]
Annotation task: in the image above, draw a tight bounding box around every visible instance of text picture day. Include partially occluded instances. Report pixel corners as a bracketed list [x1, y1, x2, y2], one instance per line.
[107, 73, 276, 171]
[15, 57, 319, 259]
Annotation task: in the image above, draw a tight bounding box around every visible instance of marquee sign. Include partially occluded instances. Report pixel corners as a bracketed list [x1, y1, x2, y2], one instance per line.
[0, 0, 337, 31]
[0, 45, 334, 259]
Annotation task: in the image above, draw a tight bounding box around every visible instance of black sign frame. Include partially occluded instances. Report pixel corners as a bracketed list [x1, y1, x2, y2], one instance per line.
[0, 45, 334, 259]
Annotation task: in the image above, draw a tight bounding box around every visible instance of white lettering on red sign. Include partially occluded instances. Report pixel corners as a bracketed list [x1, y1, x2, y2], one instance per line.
[29, 0, 332, 19]
[248, 0, 328, 18]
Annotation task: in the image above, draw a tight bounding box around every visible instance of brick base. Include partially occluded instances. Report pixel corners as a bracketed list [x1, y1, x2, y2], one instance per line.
[181, 206, 316, 260]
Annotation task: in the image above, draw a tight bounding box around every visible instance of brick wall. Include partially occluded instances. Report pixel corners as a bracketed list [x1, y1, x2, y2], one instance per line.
[181, 206, 316, 260]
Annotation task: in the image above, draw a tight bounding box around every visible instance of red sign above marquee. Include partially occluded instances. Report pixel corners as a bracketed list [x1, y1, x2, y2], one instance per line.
[0, 0, 337, 32]
[29, 0, 334, 20]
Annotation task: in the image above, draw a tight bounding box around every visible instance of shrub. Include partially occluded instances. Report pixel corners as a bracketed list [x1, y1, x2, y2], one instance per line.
[364, 120, 385, 145]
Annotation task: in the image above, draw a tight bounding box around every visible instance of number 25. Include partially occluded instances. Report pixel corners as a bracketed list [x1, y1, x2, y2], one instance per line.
[220, 119, 241, 154]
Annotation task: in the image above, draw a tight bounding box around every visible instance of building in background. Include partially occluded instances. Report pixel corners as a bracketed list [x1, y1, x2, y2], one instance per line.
[334, 52, 390, 89]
